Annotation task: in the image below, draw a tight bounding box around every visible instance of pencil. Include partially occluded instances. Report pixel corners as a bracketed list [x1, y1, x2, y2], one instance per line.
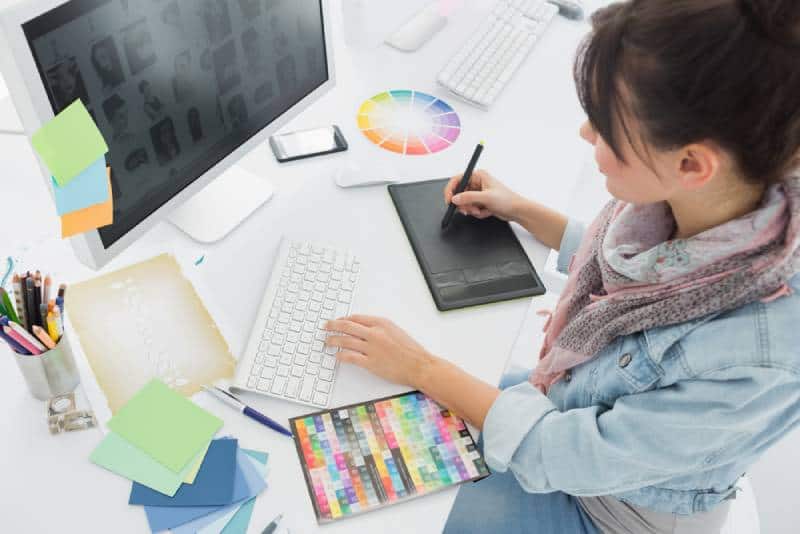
[0, 288, 19, 324]
[0, 325, 30, 355]
[32, 325, 56, 350]
[33, 279, 42, 327]
[3, 325, 41, 355]
[12, 274, 26, 329]
[43, 275, 51, 306]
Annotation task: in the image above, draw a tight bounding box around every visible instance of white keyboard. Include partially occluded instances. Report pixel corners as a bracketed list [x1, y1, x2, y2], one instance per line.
[232, 239, 360, 408]
[437, 0, 558, 108]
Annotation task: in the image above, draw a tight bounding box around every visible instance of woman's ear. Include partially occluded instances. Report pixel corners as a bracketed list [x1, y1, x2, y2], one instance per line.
[677, 143, 720, 190]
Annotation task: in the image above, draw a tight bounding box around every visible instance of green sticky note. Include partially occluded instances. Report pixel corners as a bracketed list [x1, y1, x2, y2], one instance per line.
[31, 100, 108, 186]
[90, 432, 210, 496]
[107, 379, 223, 473]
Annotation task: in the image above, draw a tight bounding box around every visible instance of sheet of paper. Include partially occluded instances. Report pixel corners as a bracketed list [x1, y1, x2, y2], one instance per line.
[221, 497, 257, 534]
[51, 157, 109, 215]
[129, 438, 237, 506]
[145, 447, 268, 532]
[68, 253, 236, 414]
[60, 172, 113, 238]
[90, 432, 209, 497]
[173, 450, 269, 534]
[31, 100, 108, 186]
[184, 441, 211, 484]
[107, 379, 222, 473]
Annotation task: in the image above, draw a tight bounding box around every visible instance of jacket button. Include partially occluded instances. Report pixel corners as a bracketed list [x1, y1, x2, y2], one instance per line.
[564, 370, 572, 382]
[618, 353, 632, 368]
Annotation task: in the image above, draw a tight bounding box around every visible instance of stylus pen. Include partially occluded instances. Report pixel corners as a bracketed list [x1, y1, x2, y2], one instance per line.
[441, 141, 485, 230]
[203, 385, 293, 438]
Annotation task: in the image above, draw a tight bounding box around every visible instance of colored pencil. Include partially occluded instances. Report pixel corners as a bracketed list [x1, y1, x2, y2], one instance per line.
[3, 325, 42, 355]
[32, 325, 56, 350]
[0, 288, 19, 324]
[7, 320, 46, 352]
[12, 274, 26, 329]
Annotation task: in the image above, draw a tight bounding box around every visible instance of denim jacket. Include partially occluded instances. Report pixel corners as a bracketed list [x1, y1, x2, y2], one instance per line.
[482, 219, 800, 515]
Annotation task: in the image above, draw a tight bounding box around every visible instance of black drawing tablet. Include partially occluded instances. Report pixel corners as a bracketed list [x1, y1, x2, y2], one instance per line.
[389, 178, 546, 311]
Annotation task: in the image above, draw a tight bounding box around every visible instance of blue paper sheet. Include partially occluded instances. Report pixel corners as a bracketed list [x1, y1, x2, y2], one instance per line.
[144, 446, 268, 532]
[129, 438, 237, 506]
[221, 497, 257, 534]
[171, 450, 269, 534]
[51, 157, 108, 215]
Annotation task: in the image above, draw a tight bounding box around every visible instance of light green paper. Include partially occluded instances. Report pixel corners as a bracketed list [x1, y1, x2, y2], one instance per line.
[90, 432, 209, 496]
[184, 441, 211, 484]
[31, 100, 108, 186]
[107, 379, 223, 472]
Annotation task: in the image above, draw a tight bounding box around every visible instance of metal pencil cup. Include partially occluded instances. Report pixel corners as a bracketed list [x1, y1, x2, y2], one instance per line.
[13, 333, 80, 400]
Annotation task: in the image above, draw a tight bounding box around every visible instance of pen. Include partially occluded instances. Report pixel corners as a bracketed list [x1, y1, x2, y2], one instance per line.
[203, 385, 293, 438]
[33, 279, 42, 327]
[441, 141, 485, 230]
[261, 514, 283, 534]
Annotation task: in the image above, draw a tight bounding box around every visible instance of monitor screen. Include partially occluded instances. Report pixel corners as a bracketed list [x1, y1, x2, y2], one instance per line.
[22, 0, 328, 247]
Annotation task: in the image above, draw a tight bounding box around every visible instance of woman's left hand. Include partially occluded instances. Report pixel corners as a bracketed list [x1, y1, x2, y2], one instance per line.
[324, 315, 435, 388]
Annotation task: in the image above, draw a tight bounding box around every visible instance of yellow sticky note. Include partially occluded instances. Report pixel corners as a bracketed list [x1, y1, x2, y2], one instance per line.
[60, 168, 113, 238]
[183, 441, 211, 484]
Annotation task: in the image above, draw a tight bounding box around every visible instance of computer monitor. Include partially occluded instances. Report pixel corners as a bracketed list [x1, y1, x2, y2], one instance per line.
[0, 0, 335, 269]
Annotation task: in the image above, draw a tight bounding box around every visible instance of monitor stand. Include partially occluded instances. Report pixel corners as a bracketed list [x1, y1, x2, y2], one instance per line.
[168, 164, 274, 243]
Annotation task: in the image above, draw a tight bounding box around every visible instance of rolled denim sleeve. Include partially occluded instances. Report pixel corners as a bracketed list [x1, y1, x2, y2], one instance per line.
[482, 367, 799, 496]
[556, 219, 586, 275]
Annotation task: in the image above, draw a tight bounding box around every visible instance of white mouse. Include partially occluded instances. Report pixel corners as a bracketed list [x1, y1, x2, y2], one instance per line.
[334, 162, 398, 188]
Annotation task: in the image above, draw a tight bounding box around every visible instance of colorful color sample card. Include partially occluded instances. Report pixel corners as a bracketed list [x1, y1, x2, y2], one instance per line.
[290, 391, 489, 523]
[357, 90, 461, 156]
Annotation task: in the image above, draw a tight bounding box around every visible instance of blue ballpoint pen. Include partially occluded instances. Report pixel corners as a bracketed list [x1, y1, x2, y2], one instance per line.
[203, 385, 293, 438]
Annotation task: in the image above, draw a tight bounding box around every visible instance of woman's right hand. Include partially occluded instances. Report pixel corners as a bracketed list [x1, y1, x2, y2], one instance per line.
[443, 169, 520, 222]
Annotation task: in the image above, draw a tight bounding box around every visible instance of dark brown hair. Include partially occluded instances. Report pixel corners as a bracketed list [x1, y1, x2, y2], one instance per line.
[575, 0, 800, 184]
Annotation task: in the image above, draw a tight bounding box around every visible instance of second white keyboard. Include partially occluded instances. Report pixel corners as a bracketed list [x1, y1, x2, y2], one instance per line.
[437, 0, 558, 108]
[232, 239, 360, 408]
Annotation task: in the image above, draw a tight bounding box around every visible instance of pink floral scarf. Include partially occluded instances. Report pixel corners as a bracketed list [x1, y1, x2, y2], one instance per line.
[531, 176, 800, 393]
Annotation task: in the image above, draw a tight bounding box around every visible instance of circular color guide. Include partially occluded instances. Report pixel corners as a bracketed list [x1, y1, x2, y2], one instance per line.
[357, 90, 461, 156]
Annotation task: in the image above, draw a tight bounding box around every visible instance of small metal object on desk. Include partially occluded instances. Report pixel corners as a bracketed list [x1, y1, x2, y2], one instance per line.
[46, 393, 97, 434]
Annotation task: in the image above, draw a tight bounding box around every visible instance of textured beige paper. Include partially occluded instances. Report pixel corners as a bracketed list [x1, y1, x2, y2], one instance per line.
[69, 254, 235, 413]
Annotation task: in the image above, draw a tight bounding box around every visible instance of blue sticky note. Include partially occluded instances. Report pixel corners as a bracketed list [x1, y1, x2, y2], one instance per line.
[51, 157, 108, 215]
[144, 446, 268, 532]
[171, 450, 269, 534]
[129, 438, 237, 506]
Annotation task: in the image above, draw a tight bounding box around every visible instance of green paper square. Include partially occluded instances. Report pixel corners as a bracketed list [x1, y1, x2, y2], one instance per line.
[107, 379, 223, 472]
[90, 432, 209, 496]
[31, 100, 108, 186]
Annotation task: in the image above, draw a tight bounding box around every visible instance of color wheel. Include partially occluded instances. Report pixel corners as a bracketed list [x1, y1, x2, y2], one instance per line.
[357, 90, 461, 156]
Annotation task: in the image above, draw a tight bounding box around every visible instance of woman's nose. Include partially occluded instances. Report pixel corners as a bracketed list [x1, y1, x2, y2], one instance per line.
[579, 121, 596, 145]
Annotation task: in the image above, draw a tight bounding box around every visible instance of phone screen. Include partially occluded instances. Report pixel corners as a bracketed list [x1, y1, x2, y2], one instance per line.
[271, 126, 346, 161]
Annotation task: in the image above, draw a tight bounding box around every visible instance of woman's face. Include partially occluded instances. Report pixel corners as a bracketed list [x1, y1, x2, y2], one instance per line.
[579, 117, 678, 205]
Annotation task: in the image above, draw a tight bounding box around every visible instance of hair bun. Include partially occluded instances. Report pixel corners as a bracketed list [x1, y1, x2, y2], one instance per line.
[738, 0, 800, 48]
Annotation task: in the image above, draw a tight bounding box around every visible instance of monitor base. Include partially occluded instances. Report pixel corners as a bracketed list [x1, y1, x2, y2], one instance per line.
[169, 164, 273, 243]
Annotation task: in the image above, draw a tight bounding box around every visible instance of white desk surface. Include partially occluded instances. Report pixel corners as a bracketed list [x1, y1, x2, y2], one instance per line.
[0, 1, 602, 532]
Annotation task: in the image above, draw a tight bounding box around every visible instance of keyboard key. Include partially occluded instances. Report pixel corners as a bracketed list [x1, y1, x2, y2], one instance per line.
[294, 354, 308, 366]
[322, 355, 337, 369]
[258, 378, 271, 392]
[297, 343, 310, 355]
[306, 363, 319, 375]
[280, 353, 293, 365]
[277, 365, 290, 377]
[289, 321, 302, 333]
[300, 376, 316, 401]
[316, 381, 331, 393]
[287, 331, 299, 343]
[303, 322, 316, 334]
[251, 364, 263, 376]
[265, 356, 278, 367]
[247, 376, 258, 389]
[261, 367, 276, 379]
[284, 342, 296, 354]
[301, 332, 314, 344]
[258, 340, 270, 352]
[310, 351, 323, 364]
[312, 341, 324, 352]
[255, 353, 265, 364]
[286, 377, 300, 398]
[338, 290, 352, 303]
[291, 365, 305, 377]
[268, 345, 281, 356]
[271, 376, 287, 395]
[319, 369, 334, 382]
[313, 392, 328, 406]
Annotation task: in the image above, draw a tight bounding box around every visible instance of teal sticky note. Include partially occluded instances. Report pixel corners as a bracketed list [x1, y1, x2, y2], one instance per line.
[31, 100, 108, 186]
[51, 157, 108, 215]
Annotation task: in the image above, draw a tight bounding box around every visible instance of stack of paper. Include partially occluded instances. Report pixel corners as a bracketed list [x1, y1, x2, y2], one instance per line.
[89, 380, 270, 533]
[30, 100, 113, 238]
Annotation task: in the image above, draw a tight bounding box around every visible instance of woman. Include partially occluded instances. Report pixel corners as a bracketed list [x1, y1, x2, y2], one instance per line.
[324, 1, 800, 532]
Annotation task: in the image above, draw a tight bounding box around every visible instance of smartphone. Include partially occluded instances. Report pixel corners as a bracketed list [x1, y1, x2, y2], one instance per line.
[269, 125, 348, 163]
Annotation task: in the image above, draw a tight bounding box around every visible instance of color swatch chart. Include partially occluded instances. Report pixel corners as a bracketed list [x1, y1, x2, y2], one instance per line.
[290, 391, 489, 523]
[357, 90, 461, 156]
